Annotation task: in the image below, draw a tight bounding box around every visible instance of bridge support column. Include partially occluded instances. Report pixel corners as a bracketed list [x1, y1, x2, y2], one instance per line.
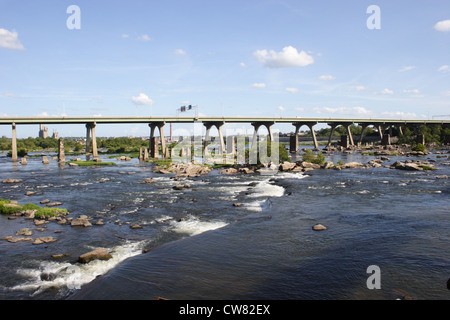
[149, 122, 166, 158]
[346, 124, 354, 146]
[359, 124, 369, 144]
[251, 122, 274, 149]
[308, 124, 319, 150]
[203, 121, 225, 155]
[86, 123, 98, 160]
[251, 123, 262, 149]
[11, 123, 18, 162]
[377, 125, 384, 140]
[58, 138, 65, 163]
[290, 123, 300, 153]
[327, 124, 337, 147]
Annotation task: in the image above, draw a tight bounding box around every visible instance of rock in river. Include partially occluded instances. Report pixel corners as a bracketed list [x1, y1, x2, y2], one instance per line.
[78, 248, 113, 264]
[312, 223, 327, 231]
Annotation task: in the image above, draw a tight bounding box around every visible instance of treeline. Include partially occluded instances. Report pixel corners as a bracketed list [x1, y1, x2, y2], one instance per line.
[0, 136, 84, 153]
[313, 124, 449, 144]
[97, 137, 149, 153]
[397, 125, 450, 144]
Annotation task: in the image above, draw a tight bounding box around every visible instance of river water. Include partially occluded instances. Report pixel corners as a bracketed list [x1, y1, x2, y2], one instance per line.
[0, 149, 448, 300]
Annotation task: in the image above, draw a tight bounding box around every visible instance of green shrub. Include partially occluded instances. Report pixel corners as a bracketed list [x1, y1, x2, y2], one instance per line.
[0, 199, 67, 218]
[302, 149, 325, 165]
[412, 143, 426, 153]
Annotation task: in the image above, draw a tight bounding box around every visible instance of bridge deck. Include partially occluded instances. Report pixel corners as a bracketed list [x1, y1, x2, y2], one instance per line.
[0, 116, 448, 125]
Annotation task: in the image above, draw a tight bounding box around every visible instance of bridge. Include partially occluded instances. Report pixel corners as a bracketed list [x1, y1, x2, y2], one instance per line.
[1, 116, 449, 161]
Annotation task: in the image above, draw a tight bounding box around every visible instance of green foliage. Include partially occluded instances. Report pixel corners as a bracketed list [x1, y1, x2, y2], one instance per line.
[412, 143, 426, 152]
[98, 137, 148, 153]
[0, 198, 67, 218]
[7, 148, 27, 157]
[302, 149, 325, 165]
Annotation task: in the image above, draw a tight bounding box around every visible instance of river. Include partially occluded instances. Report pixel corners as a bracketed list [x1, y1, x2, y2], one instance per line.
[0, 149, 448, 300]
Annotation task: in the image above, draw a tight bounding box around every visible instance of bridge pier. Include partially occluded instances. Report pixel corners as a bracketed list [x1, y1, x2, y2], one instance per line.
[327, 124, 337, 147]
[346, 124, 354, 146]
[11, 123, 18, 162]
[85, 123, 98, 160]
[203, 121, 225, 155]
[292, 122, 319, 151]
[251, 121, 274, 149]
[149, 122, 166, 158]
[358, 124, 369, 144]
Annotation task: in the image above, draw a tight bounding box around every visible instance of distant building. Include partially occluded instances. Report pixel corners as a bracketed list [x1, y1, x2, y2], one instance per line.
[52, 130, 59, 139]
[39, 124, 49, 138]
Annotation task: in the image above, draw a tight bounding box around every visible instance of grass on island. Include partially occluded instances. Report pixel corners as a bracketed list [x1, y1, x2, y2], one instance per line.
[0, 199, 68, 218]
[67, 160, 116, 166]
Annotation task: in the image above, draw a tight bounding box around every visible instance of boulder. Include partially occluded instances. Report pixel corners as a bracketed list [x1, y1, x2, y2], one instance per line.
[142, 178, 156, 184]
[322, 161, 334, 169]
[173, 184, 191, 190]
[239, 167, 254, 174]
[20, 158, 28, 165]
[301, 162, 321, 169]
[71, 215, 92, 227]
[2, 178, 22, 183]
[42, 156, 50, 164]
[78, 248, 113, 264]
[46, 202, 62, 207]
[16, 228, 33, 236]
[24, 210, 36, 219]
[26, 191, 36, 196]
[279, 161, 296, 171]
[33, 236, 57, 245]
[342, 162, 363, 169]
[312, 223, 327, 231]
[220, 168, 238, 175]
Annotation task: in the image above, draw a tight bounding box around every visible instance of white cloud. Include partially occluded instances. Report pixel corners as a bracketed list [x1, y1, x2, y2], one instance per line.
[438, 65, 450, 73]
[376, 88, 394, 95]
[434, 20, 450, 32]
[122, 34, 129, 38]
[380, 111, 418, 119]
[277, 105, 286, 111]
[313, 106, 372, 116]
[399, 65, 416, 72]
[174, 49, 186, 55]
[254, 46, 314, 68]
[251, 83, 266, 88]
[137, 34, 151, 41]
[354, 85, 369, 91]
[319, 75, 335, 81]
[403, 89, 421, 94]
[131, 93, 154, 105]
[295, 107, 305, 112]
[285, 87, 299, 93]
[240, 62, 246, 67]
[0, 28, 24, 50]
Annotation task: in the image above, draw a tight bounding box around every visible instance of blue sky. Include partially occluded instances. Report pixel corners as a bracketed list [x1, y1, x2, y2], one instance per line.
[0, 0, 449, 138]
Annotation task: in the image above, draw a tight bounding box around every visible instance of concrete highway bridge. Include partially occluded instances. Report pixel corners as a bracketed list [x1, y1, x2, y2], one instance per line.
[1, 116, 449, 161]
